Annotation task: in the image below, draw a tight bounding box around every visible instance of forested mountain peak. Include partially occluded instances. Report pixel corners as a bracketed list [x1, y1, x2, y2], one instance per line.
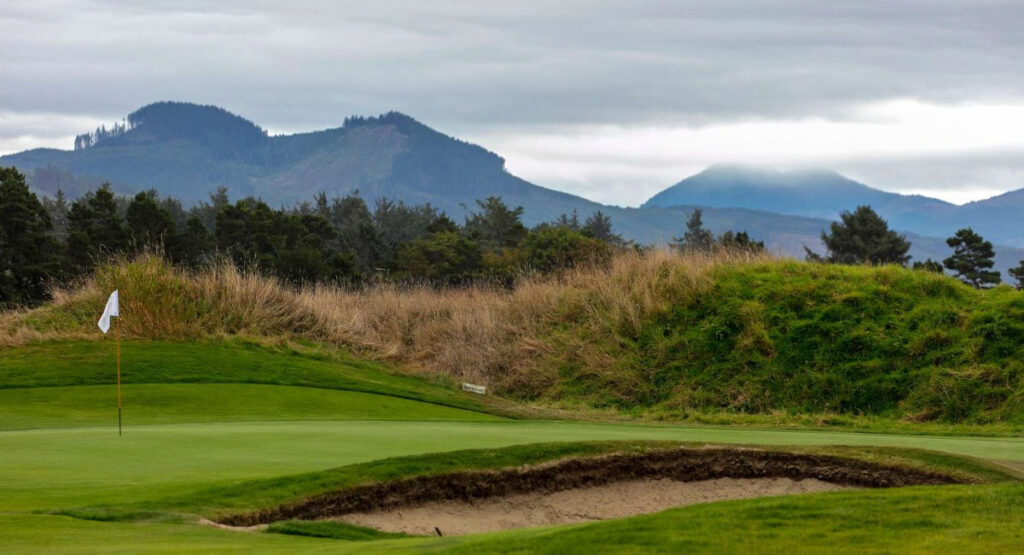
[74, 101, 267, 151]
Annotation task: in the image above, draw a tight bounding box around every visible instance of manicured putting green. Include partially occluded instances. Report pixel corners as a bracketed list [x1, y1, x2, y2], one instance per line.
[0, 383, 502, 430]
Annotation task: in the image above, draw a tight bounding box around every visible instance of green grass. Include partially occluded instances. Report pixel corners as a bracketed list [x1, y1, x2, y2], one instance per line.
[5, 420, 1023, 514]
[4, 484, 1022, 554]
[0, 383, 501, 430]
[266, 520, 410, 541]
[549, 261, 1024, 424]
[1, 441, 1020, 553]
[3, 337, 1024, 552]
[0, 339, 498, 415]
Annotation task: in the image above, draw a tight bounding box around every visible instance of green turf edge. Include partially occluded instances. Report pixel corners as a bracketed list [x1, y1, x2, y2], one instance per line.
[0, 383, 503, 431]
[0, 338, 511, 418]
[56, 440, 1020, 524]
[265, 519, 411, 541]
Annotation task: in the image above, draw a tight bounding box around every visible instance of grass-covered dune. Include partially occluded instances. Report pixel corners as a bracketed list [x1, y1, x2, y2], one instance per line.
[562, 260, 1024, 424]
[4, 250, 1024, 425]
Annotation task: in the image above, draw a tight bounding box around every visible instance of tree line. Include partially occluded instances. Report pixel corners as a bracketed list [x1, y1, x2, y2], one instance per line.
[1, 167, 643, 307]
[6, 164, 1016, 309]
[805, 204, 1018, 289]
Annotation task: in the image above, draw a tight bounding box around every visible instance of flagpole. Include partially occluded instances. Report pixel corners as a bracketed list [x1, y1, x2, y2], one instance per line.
[116, 315, 122, 436]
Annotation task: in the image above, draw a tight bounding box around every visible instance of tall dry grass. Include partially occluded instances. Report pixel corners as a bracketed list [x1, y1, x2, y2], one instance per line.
[0, 249, 767, 390]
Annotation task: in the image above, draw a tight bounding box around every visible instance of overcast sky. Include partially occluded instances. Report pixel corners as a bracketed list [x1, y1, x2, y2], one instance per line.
[3, 0, 1024, 205]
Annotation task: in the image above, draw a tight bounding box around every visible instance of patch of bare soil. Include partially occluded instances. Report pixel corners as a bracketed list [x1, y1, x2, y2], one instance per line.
[338, 477, 847, 536]
[220, 447, 964, 529]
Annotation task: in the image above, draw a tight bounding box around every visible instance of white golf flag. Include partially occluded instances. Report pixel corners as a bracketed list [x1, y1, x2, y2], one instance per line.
[97, 290, 119, 334]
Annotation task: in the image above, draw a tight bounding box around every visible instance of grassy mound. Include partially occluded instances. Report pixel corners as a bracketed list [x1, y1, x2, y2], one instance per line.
[5, 252, 1024, 424]
[547, 260, 1024, 424]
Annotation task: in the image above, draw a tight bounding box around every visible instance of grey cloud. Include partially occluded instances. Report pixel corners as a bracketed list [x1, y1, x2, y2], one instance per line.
[835, 150, 1024, 203]
[3, 0, 1024, 205]
[3, 0, 1024, 129]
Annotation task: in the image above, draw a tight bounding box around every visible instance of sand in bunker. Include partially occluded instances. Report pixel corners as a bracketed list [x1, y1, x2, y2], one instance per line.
[337, 477, 848, 536]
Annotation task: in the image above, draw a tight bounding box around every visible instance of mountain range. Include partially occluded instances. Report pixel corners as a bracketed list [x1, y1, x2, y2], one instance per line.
[3, 101, 1023, 276]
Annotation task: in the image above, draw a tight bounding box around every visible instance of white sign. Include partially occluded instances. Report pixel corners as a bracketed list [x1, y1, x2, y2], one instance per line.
[461, 383, 486, 395]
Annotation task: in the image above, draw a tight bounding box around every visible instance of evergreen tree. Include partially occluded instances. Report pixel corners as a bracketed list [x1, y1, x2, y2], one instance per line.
[171, 216, 214, 268]
[520, 227, 611, 273]
[42, 190, 70, 241]
[551, 211, 581, 231]
[582, 210, 622, 245]
[718, 230, 765, 253]
[374, 198, 439, 259]
[189, 187, 230, 231]
[426, 214, 459, 234]
[126, 191, 176, 249]
[805, 205, 910, 265]
[912, 259, 944, 273]
[1008, 260, 1024, 290]
[320, 193, 384, 272]
[0, 167, 61, 306]
[671, 209, 714, 252]
[395, 231, 483, 284]
[215, 198, 284, 270]
[944, 228, 1001, 288]
[277, 213, 357, 285]
[463, 197, 527, 251]
[66, 184, 127, 274]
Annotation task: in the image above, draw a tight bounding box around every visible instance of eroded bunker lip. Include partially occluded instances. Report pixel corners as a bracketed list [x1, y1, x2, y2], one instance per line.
[218, 447, 966, 532]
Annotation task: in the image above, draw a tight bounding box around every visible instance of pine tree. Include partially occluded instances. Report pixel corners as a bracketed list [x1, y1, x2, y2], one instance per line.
[42, 189, 70, 241]
[718, 230, 765, 253]
[912, 259, 944, 273]
[806, 205, 910, 265]
[551, 211, 581, 231]
[943, 228, 1001, 288]
[66, 184, 128, 274]
[671, 209, 713, 252]
[463, 197, 527, 251]
[126, 191, 176, 249]
[1008, 260, 1024, 290]
[582, 210, 622, 244]
[0, 167, 61, 306]
[170, 216, 213, 268]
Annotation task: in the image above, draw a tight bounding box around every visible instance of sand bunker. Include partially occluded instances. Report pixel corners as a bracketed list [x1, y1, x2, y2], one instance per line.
[219, 447, 963, 532]
[337, 477, 847, 536]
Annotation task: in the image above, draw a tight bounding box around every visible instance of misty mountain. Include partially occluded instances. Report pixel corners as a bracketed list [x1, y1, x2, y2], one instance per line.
[643, 164, 1024, 247]
[3, 101, 1023, 277]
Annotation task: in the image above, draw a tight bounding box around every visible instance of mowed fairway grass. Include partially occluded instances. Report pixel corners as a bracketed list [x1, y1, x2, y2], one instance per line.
[2, 340, 1023, 553]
